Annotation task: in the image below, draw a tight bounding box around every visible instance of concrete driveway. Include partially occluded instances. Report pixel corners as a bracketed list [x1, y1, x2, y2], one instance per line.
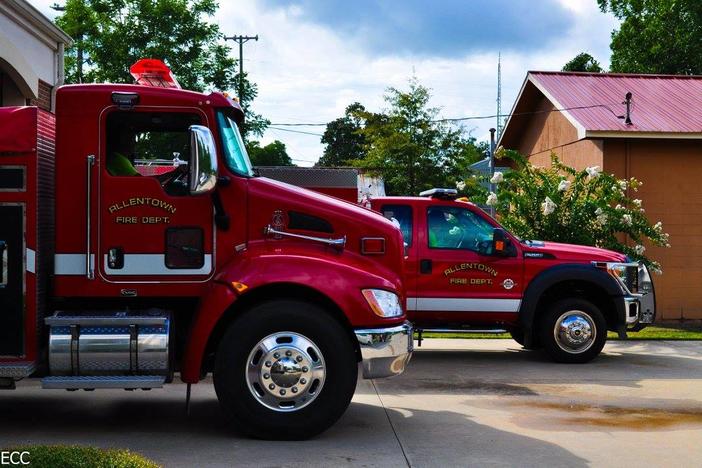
[1, 339, 701, 467]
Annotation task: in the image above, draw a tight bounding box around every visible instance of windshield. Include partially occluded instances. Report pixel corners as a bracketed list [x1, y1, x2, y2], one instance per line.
[216, 109, 253, 176]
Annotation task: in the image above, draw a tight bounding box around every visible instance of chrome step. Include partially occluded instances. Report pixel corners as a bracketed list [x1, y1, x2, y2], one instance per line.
[0, 362, 35, 379]
[42, 375, 166, 390]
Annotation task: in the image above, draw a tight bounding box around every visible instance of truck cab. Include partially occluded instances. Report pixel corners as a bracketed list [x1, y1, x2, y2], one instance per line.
[371, 188, 655, 363]
[0, 60, 412, 439]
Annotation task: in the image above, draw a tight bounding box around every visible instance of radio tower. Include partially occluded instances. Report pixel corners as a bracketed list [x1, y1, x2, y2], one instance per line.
[496, 52, 503, 140]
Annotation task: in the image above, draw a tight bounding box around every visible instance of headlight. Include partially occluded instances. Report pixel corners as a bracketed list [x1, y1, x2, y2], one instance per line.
[595, 262, 639, 293]
[362, 289, 403, 318]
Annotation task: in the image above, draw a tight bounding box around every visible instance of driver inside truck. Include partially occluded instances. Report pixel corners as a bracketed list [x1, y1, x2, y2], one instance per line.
[428, 208, 462, 249]
[107, 131, 140, 177]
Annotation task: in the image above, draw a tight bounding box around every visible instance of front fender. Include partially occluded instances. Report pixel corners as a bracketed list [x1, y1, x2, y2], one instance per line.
[180, 250, 404, 383]
[519, 263, 625, 330]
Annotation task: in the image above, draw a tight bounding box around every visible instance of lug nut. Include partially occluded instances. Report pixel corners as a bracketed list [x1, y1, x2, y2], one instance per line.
[285, 350, 292, 357]
[263, 373, 270, 379]
[280, 389, 286, 396]
[273, 352, 280, 359]
[296, 356, 303, 362]
[291, 387, 298, 393]
[265, 361, 272, 368]
[300, 378, 307, 385]
[302, 366, 309, 372]
[269, 383, 275, 390]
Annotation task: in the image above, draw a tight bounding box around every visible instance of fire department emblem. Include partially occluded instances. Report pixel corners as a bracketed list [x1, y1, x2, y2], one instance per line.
[502, 278, 515, 290]
[271, 210, 285, 239]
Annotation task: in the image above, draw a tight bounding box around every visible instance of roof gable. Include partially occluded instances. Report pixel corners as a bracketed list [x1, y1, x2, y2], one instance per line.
[500, 71, 702, 146]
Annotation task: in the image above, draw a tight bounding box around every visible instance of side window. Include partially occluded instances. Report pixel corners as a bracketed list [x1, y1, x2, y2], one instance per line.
[105, 111, 202, 196]
[381, 204, 413, 246]
[427, 206, 494, 251]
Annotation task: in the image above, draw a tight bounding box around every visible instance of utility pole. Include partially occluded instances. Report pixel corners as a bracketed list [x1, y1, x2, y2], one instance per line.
[496, 52, 503, 140]
[51, 2, 82, 83]
[224, 34, 259, 101]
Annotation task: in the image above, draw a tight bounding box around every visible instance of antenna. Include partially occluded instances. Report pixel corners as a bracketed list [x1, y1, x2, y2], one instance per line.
[496, 52, 503, 139]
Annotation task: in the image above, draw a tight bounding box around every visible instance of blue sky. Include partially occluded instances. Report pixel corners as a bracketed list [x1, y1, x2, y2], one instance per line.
[33, 0, 619, 166]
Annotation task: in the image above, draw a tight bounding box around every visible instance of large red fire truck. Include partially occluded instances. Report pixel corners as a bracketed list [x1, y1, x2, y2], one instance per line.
[371, 189, 655, 363]
[0, 60, 412, 439]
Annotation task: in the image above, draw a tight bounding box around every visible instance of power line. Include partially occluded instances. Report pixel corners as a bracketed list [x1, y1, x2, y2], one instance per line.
[267, 126, 324, 137]
[268, 103, 623, 127]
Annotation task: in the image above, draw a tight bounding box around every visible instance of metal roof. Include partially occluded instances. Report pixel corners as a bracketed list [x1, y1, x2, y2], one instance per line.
[500, 71, 702, 145]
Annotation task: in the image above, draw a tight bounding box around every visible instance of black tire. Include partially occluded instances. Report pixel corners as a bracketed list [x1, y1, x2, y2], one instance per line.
[214, 299, 358, 440]
[509, 328, 540, 350]
[538, 298, 607, 364]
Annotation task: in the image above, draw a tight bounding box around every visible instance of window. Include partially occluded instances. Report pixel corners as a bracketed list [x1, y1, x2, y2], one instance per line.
[381, 204, 413, 246]
[105, 111, 202, 196]
[216, 110, 253, 177]
[427, 206, 494, 252]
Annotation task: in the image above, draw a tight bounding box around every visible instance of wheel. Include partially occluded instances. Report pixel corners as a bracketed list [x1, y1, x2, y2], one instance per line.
[509, 328, 540, 350]
[214, 299, 358, 440]
[538, 298, 607, 364]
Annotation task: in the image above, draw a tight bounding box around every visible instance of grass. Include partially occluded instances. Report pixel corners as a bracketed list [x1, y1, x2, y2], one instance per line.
[5, 446, 159, 468]
[418, 323, 702, 341]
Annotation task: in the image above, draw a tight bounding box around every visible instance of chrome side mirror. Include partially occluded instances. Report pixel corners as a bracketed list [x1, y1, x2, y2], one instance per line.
[188, 125, 218, 195]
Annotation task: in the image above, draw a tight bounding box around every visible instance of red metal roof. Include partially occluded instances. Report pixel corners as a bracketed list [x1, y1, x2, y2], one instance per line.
[528, 71, 702, 134]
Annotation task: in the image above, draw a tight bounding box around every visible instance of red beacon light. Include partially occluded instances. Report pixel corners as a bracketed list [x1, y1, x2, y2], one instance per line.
[129, 59, 181, 89]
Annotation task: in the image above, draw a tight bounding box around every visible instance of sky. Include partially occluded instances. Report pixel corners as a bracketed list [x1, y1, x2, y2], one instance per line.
[33, 0, 620, 166]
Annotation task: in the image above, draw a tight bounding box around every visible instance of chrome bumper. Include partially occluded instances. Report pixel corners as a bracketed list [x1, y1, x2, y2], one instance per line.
[355, 322, 413, 379]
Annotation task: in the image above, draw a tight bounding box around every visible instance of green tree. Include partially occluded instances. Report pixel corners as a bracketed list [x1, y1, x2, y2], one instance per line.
[353, 78, 484, 195]
[562, 52, 603, 72]
[54, 0, 268, 140]
[318, 102, 369, 167]
[598, 0, 702, 74]
[247, 140, 294, 166]
[458, 150, 670, 271]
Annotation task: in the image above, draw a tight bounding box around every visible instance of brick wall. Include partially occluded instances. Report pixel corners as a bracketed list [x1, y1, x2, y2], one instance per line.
[28, 80, 52, 111]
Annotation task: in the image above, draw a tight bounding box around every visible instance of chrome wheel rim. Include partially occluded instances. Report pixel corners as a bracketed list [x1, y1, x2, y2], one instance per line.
[245, 332, 326, 412]
[553, 310, 596, 354]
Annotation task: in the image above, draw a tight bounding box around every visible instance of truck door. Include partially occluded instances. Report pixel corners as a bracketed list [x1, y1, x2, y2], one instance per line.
[0, 205, 24, 355]
[413, 204, 523, 325]
[98, 108, 215, 283]
[378, 203, 417, 302]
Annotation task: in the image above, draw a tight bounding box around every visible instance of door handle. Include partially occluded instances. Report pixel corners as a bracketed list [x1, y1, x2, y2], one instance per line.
[0, 241, 6, 288]
[420, 258, 432, 274]
[107, 247, 124, 270]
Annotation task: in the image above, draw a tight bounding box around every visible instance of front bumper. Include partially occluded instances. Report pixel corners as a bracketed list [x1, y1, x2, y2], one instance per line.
[355, 322, 413, 379]
[623, 264, 656, 329]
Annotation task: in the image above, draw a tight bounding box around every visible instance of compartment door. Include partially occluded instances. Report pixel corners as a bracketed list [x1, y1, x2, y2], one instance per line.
[0, 205, 24, 356]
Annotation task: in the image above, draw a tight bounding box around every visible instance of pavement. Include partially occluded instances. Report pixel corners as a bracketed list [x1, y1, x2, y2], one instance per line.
[1, 339, 702, 467]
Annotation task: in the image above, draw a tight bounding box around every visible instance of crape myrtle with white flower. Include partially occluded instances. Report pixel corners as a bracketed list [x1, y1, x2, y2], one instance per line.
[457, 149, 670, 273]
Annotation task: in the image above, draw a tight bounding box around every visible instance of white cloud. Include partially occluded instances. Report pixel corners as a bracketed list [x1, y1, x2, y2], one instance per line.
[31, 0, 620, 166]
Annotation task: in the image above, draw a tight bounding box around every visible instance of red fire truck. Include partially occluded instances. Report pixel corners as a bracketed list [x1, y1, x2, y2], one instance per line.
[371, 189, 655, 363]
[0, 60, 412, 439]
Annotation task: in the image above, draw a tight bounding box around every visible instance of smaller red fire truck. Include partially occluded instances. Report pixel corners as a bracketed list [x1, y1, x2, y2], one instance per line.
[371, 189, 655, 363]
[0, 60, 412, 439]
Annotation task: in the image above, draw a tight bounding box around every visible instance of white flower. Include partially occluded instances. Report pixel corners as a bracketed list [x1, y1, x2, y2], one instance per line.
[585, 166, 601, 179]
[557, 180, 571, 192]
[597, 214, 608, 224]
[495, 145, 506, 159]
[541, 197, 556, 216]
[622, 214, 632, 226]
[456, 180, 466, 191]
[490, 171, 504, 184]
[633, 199, 642, 207]
[634, 244, 646, 255]
[618, 180, 628, 190]
[650, 263, 663, 275]
[615, 204, 624, 210]
[654, 221, 663, 232]
[595, 207, 604, 216]
[486, 192, 498, 206]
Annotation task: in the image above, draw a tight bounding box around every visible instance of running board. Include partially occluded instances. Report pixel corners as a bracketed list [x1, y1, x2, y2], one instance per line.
[42, 375, 166, 390]
[0, 362, 36, 379]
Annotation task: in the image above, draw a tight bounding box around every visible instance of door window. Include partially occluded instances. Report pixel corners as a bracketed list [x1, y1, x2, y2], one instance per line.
[105, 111, 201, 196]
[427, 206, 494, 252]
[381, 204, 413, 246]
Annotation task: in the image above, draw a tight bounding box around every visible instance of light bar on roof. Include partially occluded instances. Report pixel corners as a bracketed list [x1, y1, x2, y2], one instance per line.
[419, 188, 458, 200]
[129, 59, 181, 89]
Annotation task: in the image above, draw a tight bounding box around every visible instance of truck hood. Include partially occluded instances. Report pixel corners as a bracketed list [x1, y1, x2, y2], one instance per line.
[522, 240, 627, 262]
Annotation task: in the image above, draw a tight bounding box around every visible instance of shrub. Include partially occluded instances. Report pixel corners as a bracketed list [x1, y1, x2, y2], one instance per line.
[458, 150, 670, 272]
[7, 445, 159, 468]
